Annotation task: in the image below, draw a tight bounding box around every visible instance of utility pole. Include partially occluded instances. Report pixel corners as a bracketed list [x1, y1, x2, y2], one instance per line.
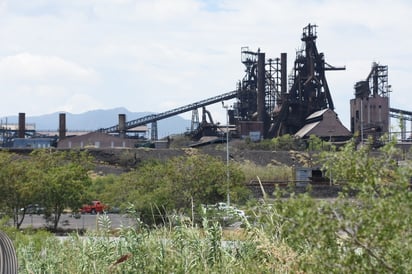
[222, 102, 230, 206]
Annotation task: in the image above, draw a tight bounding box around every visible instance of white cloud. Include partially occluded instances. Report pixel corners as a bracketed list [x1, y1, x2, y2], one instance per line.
[58, 93, 104, 114]
[0, 53, 99, 84]
[0, 52, 100, 116]
[0, 0, 411, 131]
[133, 0, 202, 22]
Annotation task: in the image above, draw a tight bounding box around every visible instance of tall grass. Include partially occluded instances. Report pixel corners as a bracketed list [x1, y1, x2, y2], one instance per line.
[11, 211, 297, 274]
[239, 160, 292, 182]
[7, 188, 412, 273]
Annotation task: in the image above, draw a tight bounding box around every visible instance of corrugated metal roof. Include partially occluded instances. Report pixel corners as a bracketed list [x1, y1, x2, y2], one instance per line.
[295, 121, 320, 138]
[306, 109, 328, 120]
[189, 136, 222, 147]
[294, 108, 351, 139]
[0, 123, 36, 130]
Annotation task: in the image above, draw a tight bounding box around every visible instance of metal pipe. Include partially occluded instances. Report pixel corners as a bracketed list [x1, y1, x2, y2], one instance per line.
[281, 53, 287, 96]
[257, 52, 265, 123]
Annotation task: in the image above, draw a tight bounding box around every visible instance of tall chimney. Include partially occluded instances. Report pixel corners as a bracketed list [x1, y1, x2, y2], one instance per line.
[18, 113, 25, 138]
[118, 114, 126, 138]
[59, 113, 66, 139]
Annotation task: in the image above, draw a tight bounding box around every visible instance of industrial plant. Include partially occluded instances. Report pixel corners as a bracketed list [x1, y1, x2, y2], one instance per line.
[1, 24, 411, 149]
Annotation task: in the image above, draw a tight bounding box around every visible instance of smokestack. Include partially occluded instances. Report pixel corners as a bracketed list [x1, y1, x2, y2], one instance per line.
[18, 112, 25, 138]
[118, 114, 126, 138]
[281, 53, 287, 96]
[257, 52, 266, 122]
[59, 113, 66, 139]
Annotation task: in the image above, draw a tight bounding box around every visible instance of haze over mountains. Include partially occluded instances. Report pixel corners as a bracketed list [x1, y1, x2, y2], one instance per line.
[0, 107, 191, 138]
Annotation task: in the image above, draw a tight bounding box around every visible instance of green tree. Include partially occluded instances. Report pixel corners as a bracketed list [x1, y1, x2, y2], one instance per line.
[101, 153, 247, 225]
[313, 138, 412, 272]
[250, 138, 412, 272]
[319, 137, 405, 191]
[30, 150, 93, 231]
[306, 134, 325, 151]
[0, 152, 40, 228]
[89, 174, 118, 209]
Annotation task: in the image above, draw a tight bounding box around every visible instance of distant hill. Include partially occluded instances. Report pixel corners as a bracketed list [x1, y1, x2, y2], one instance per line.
[1, 107, 191, 138]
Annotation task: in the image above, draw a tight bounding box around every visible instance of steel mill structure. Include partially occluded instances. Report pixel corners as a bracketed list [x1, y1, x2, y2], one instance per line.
[98, 23, 349, 142]
[1, 23, 411, 148]
[233, 24, 346, 139]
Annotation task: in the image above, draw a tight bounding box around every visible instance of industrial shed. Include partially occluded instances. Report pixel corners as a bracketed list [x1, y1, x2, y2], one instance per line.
[57, 132, 137, 149]
[11, 138, 55, 148]
[294, 109, 351, 141]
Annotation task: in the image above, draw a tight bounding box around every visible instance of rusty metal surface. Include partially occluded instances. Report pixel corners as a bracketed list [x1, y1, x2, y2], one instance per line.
[235, 24, 345, 139]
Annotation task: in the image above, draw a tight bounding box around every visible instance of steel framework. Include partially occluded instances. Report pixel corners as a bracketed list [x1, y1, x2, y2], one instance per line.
[234, 24, 345, 138]
[99, 90, 238, 137]
[101, 24, 345, 140]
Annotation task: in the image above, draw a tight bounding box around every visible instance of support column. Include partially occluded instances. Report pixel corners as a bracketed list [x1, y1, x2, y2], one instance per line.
[118, 114, 126, 138]
[151, 121, 158, 141]
[281, 53, 287, 96]
[257, 52, 266, 122]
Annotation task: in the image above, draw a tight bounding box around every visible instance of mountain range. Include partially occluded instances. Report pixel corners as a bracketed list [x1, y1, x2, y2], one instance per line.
[0, 107, 191, 138]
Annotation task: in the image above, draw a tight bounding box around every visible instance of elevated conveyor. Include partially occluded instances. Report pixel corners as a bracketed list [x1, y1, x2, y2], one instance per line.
[389, 108, 412, 120]
[390, 107, 412, 140]
[99, 90, 238, 133]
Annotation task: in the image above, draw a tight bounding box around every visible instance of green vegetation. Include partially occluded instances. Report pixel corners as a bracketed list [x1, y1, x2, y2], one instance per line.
[96, 152, 249, 225]
[238, 133, 302, 150]
[237, 134, 333, 152]
[239, 160, 292, 182]
[0, 138, 411, 273]
[29, 150, 93, 230]
[0, 152, 30, 228]
[0, 150, 93, 230]
[0, 149, 251, 228]
[5, 213, 299, 273]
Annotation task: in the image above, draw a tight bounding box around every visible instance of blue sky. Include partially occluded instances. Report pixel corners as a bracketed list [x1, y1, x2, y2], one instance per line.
[0, 0, 411, 130]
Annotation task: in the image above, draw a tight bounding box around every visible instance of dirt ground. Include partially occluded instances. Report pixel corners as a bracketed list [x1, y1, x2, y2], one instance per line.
[87, 143, 308, 176]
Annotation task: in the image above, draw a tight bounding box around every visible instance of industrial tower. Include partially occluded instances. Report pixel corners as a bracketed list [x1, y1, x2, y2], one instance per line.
[233, 24, 345, 139]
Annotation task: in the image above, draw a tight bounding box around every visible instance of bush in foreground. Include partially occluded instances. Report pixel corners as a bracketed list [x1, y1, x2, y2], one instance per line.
[5, 139, 412, 273]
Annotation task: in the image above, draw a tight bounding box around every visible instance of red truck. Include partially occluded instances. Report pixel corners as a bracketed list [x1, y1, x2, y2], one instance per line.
[81, 200, 106, 214]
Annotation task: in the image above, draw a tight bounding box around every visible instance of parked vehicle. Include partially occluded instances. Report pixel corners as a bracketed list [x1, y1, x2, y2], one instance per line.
[204, 202, 246, 218]
[106, 205, 121, 214]
[80, 201, 106, 214]
[21, 204, 45, 215]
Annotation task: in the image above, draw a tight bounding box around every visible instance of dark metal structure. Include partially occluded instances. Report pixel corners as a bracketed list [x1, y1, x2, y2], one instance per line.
[350, 62, 391, 141]
[389, 108, 412, 140]
[7, 24, 412, 145]
[276, 24, 345, 135]
[189, 107, 220, 140]
[98, 90, 238, 137]
[350, 62, 412, 142]
[0, 113, 39, 147]
[98, 24, 346, 141]
[233, 24, 345, 138]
